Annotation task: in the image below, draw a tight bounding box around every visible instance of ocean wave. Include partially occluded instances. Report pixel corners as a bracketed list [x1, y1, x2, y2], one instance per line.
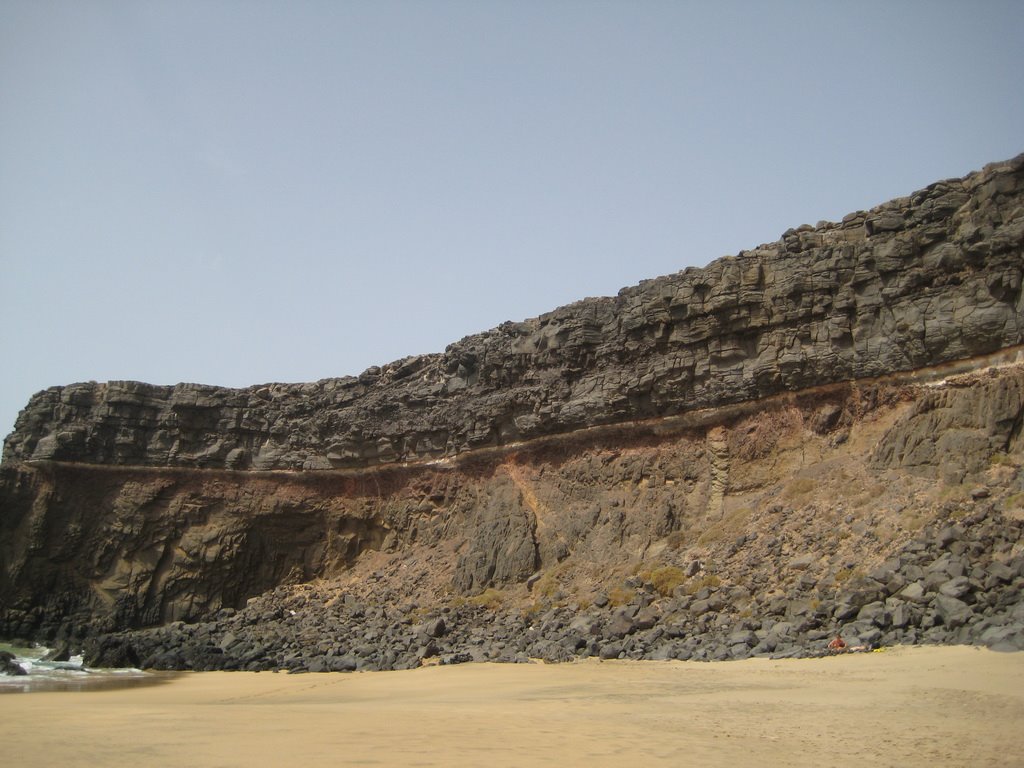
[0, 644, 158, 693]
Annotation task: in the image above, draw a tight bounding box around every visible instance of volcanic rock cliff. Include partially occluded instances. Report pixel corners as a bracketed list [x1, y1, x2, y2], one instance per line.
[2, 155, 1024, 662]
[6, 155, 1024, 472]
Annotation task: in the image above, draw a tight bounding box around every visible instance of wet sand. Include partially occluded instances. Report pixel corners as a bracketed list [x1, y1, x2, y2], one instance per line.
[3, 645, 1022, 767]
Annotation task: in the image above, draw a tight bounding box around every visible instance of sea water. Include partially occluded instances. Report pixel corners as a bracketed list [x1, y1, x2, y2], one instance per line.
[0, 643, 168, 693]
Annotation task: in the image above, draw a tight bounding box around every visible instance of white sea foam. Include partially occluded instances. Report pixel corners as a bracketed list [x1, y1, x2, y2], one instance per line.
[0, 643, 154, 693]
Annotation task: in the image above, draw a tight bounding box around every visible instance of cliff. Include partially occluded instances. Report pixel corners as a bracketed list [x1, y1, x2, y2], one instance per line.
[5, 155, 1023, 472]
[1, 154, 1023, 661]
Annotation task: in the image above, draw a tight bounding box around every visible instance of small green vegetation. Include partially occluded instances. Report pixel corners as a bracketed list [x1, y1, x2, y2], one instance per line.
[648, 565, 686, 597]
[681, 573, 721, 595]
[698, 574, 721, 589]
[467, 588, 506, 610]
[990, 451, 1015, 467]
[533, 572, 559, 599]
[938, 484, 968, 502]
[607, 585, 633, 607]
[1004, 491, 1024, 510]
[520, 601, 543, 620]
[832, 566, 863, 585]
[852, 481, 888, 508]
[532, 560, 572, 599]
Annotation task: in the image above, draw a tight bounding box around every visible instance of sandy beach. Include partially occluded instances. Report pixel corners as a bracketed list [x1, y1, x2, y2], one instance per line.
[2, 646, 1022, 768]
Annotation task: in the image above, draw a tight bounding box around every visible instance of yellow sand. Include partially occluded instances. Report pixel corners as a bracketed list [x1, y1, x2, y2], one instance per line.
[3, 646, 1023, 767]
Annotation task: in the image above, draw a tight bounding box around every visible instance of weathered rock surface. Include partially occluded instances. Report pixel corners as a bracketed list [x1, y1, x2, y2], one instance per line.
[872, 367, 1024, 482]
[2, 154, 1024, 665]
[81, 507, 1024, 671]
[5, 155, 1024, 472]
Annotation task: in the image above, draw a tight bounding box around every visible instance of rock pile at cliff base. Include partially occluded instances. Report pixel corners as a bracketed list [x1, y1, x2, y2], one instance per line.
[83, 502, 1023, 672]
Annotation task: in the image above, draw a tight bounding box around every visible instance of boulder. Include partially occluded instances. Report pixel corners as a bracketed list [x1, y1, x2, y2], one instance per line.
[938, 576, 973, 599]
[440, 652, 474, 666]
[423, 617, 447, 638]
[986, 562, 1015, 584]
[0, 650, 27, 676]
[933, 595, 974, 629]
[899, 581, 928, 604]
[85, 636, 140, 669]
[727, 629, 759, 648]
[598, 643, 623, 660]
[978, 624, 1024, 650]
[856, 601, 890, 628]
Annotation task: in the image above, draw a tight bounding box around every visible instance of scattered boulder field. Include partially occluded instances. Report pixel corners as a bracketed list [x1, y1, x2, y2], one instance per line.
[87, 505, 1024, 672]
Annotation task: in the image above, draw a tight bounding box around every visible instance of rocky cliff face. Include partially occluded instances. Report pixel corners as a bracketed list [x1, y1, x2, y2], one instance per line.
[73, 365, 1024, 669]
[1, 154, 1023, 652]
[5, 155, 1023, 472]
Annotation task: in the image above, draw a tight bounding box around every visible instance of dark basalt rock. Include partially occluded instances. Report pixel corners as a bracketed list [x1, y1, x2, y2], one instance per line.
[4, 155, 1024, 473]
[3, 154, 1024, 660]
[0, 650, 27, 676]
[68, 508, 1024, 672]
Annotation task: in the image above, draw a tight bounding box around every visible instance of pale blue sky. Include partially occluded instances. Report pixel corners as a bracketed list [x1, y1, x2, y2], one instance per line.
[2, 1, 1022, 441]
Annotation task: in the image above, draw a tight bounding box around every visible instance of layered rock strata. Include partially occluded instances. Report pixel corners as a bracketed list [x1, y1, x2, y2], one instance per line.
[5, 155, 1023, 472]
[1, 154, 1024, 656]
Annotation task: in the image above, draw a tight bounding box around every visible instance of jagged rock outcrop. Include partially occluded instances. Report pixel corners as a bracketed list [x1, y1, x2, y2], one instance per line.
[4, 155, 1023, 472]
[872, 368, 1024, 482]
[1, 154, 1023, 655]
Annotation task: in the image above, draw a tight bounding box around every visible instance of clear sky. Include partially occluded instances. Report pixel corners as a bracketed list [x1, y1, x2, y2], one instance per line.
[1, 1, 1022, 441]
